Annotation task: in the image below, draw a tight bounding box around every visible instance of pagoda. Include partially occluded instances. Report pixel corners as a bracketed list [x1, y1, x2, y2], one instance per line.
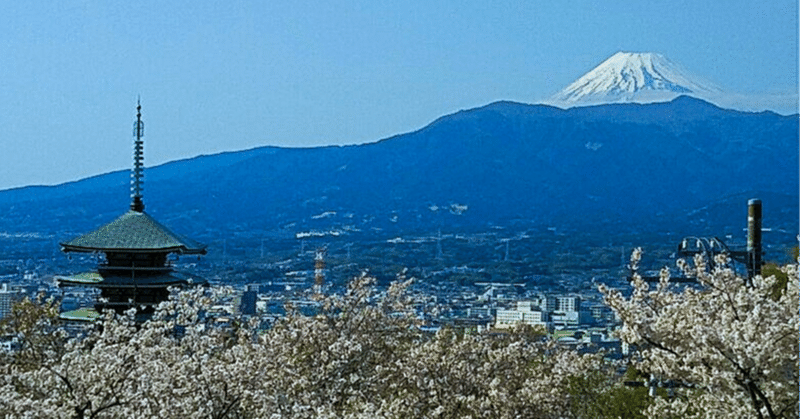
[57, 101, 207, 315]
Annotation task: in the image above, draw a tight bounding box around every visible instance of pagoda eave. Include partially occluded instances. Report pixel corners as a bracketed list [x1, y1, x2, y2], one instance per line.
[59, 281, 196, 289]
[59, 244, 207, 255]
[55, 271, 208, 288]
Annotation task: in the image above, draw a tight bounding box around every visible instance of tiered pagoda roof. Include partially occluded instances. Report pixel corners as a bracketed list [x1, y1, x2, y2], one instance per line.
[56, 270, 201, 288]
[60, 210, 206, 255]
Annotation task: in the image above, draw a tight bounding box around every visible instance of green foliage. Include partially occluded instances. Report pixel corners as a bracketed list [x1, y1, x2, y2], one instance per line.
[0, 296, 65, 371]
[594, 385, 651, 419]
[566, 368, 651, 419]
[762, 263, 790, 301]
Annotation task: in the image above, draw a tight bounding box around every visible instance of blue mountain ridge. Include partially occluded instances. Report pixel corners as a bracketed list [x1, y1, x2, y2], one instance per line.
[0, 96, 796, 245]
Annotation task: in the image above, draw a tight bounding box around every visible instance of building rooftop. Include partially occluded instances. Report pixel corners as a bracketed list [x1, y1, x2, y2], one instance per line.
[59, 307, 101, 322]
[60, 210, 207, 255]
[56, 270, 205, 288]
[54, 272, 208, 289]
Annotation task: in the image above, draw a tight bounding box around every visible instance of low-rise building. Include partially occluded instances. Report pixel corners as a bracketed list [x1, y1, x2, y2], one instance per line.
[0, 283, 21, 320]
[494, 301, 550, 330]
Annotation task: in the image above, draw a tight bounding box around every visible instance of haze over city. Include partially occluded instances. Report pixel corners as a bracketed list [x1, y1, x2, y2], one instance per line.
[1, 0, 797, 191]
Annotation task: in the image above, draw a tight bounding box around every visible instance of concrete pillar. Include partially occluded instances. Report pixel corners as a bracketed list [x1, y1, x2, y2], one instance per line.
[747, 199, 762, 279]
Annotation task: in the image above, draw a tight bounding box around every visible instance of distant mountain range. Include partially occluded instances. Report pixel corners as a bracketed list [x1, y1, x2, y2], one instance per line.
[0, 96, 796, 248]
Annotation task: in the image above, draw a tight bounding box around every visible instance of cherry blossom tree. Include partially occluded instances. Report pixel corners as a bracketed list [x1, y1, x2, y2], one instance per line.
[5, 257, 794, 418]
[0, 274, 611, 418]
[601, 249, 798, 419]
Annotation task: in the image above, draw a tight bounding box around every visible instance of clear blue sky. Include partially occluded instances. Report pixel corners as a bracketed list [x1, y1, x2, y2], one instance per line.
[1, 0, 797, 190]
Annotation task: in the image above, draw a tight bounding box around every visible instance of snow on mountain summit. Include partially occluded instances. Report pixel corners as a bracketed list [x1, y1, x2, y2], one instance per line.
[549, 52, 722, 106]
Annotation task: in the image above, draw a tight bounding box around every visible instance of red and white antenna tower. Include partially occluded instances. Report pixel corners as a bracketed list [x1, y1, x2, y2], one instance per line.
[314, 248, 326, 294]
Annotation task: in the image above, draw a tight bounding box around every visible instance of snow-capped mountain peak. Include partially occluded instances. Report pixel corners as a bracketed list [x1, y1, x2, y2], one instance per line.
[549, 52, 722, 106]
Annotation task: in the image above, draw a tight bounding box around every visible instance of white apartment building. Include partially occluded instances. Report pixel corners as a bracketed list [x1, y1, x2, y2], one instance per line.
[0, 284, 20, 320]
[556, 296, 581, 312]
[495, 294, 591, 329]
[495, 301, 550, 330]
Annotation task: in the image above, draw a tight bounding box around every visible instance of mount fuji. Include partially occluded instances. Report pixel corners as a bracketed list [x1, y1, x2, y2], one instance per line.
[549, 52, 723, 107]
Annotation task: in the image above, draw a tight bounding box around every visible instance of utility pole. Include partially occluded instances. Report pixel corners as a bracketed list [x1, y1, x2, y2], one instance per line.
[436, 230, 443, 260]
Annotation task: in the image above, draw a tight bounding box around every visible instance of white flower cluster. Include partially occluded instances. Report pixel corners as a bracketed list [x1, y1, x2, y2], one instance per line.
[601, 250, 798, 419]
[0, 274, 604, 418]
[4, 256, 793, 418]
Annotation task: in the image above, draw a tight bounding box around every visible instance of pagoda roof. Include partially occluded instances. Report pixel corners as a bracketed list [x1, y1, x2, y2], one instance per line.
[60, 210, 207, 255]
[59, 307, 102, 322]
[56, 270, 207, 288]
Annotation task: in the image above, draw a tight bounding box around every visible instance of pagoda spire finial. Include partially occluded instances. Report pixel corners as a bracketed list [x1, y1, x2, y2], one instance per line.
[131, 98, 145, 212]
